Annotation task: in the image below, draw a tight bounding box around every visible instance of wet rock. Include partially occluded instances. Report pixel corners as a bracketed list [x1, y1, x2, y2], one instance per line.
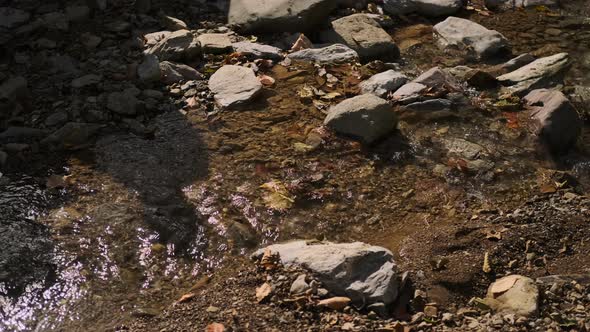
[41, 122, 103, 148]
[159, 61, 202, 84]
[253, 240, 400, 309]
[0, 7, 30, 29]
[402, 98, 452, 112]
[287, 44, 359, 64]
[360, 70, 409, 97]
[484, 275, 539, 317]
[497, 53, 570, 96]
[232, 41, 283, 59]
[383, 0, 463, 16]
[146, 30, 201, 61]
[208, 65, 262, 108]
[324, 94, 397, 144]
[392, 82, 428, 104]
[433, 17, 509, 59]
[71, 74, 101, 88]
[523, 89, 582, 153]
[290, 274, 311, 294]
[137, 54, 161, 82]
[322, 14, 400, 60]
[413, 67, 461, 91]
[107, 90, 139, 115]
[228, 0, 338, 32]
[197, 33, 233, 54]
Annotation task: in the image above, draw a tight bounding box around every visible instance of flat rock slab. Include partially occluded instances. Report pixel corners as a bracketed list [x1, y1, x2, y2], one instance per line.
[197, 33, 232, 54]
[360, 70, 409, 97]
[497, 53, 570, 95]
[433, 17, 509, 58]
[232, 41, 283, 59]
[523, 89, 581, 153]
[228, 0, 338, 32]
[287, 44, 359, 64]
[208, 65, 262, 108]
[159, 61, 203, 84]
[412, 67, 461, 91]
[253, 240, 400, 307]
[322, 14, 400, 60]
[393, 82, 428, 104]
[383, 0, 462, 16]
[485, 275, 539, 317]
[324, 94, 397, 144]
[146, 29, 201, 61]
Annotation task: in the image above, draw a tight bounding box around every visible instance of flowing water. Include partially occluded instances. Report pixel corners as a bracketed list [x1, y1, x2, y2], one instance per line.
[2, 2, 590, 331]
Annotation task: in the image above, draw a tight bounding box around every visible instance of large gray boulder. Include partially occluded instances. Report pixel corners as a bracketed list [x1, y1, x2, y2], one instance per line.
[252, 240, 400, 308]
[484, 275, 539, 317]
[433, 17, 509, 59]
[523, 89, 582, 153]
[287, 44, 359, 64]
[322, 14, 400, 60]
[208, 65, 262, 108]
[497, 53, 570, 96]
[228, 0, 338, 33]
[145, 29, 200, 61]
[324, 94, 397, 144]
[383, 0, 463, 16]
[360, 70, 409, 97]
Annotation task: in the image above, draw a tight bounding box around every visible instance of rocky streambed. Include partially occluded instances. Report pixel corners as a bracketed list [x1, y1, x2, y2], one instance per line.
[1, 0, 590, 331]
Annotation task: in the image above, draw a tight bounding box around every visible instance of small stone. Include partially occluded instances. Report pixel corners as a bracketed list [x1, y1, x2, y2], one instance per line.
[208, 65, 262, 108]
[161, 15, 188, 30]
[290, 274, 310, 294]
[146, 30, 201, 61]
[71, 74, 101, 88]
[287, 44, 359, 64]
[433, 16, 509, 58]
[137, 55, 161, 82]
[485, 275, 539, 317]
[232, 41, 283, 59]
[360, 70, 409, 97]
[107, 91, 138, 115]
[424, 305, 438, 317]
[197, 33, 233, 54]
[159, 61, 202, 84]
[206, 306, 220, 313]
[0, 7, 30, 29]
[65, 5, 90, 22]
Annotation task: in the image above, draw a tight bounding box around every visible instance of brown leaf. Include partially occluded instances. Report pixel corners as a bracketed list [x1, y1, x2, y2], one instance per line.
[290, 34, 312, 52]
[175, 292, 196, 304]
[205, 322, 225, 332]
[256, 282, 273, 303]
[318, 297, 351, 311]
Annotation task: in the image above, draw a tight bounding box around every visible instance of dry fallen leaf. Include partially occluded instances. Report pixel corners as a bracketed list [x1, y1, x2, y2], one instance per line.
[490, 275, 519, 296]
[256, 282, 273, 303]
[318, 297, 351, 311]
[258, 75, 275, 86]
[205, 322, 225, 332]
[290, 33, 312, 52]
[175, 292, 196, 304]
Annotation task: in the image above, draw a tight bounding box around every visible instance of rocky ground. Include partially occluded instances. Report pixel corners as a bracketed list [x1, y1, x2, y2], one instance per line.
[1, 0, 590, 331]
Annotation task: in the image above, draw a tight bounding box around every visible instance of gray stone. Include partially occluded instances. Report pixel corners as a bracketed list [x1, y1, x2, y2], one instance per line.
[0, 7, 30, 29]
[485, 275, 539, 317]
[383, 0, 462, 16]
[413, 67, 461, 91]
[0, 76, 28, 102]
[144, 31, 172, 47]
[402, 98, 452, 112]
[45, 111, 68, 127]
[71, 74, 101, 88]
[523, 89, 582, 153]
[232, 41, 283, 59]
[253, 240, 400, 308]
[107, 91, 138, 115]
[442, 138, 486, 159]
[137, 55, 161, 82]
[392, 82, 427, 104]
[65, 5, 90, 22]
[497, 53, 570, 95]
[228, 0, 338, 32]
[360, 70, 409, 97]
[290, 274, 311, 294]
[485, 0, 557, 10]
[433, 17, 509, 58]
[322, 14, 400, 60]
[501, 53, 536, 72]
[208, 65, 262, 108]
[324, 94, 397, 144]
[159, 61, 202, 84]
[41, 122, 103, 148]
[287, 44, 359, 64]
[161, 15, 188, 31]
[197, 33, 233, 54]
[146, 29, 201, 61]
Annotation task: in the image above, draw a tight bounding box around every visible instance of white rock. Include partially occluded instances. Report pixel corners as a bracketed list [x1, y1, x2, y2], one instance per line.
[290, 274, 311, 294]
[208, 65, 262, 108]
[232, 41, 283, 59]
[288, 44, 359, 64]
[324, 94, 397, 144]
[253, 240, 400, 307]
[433, 17, 509, 58]
[497, 53, 570, 95]
[197, 33, 233, 54]
[360, 70, 409, 97]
